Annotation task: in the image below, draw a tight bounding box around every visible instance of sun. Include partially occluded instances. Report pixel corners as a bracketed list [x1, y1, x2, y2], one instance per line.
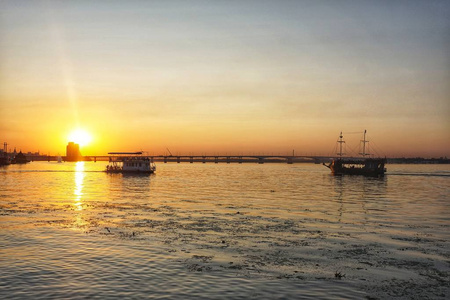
[68, 129, 92, 147]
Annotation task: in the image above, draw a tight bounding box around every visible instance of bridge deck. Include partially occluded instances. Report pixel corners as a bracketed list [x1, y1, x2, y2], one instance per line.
[83, 155, 332, 164]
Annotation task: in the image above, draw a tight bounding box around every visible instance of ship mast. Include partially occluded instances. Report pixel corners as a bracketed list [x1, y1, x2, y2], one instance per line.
[360, 130, 370, 157]
[337, 132, 345, 157]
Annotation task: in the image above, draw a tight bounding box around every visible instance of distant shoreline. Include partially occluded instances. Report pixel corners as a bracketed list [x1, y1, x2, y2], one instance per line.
[3, 154, 448, 164]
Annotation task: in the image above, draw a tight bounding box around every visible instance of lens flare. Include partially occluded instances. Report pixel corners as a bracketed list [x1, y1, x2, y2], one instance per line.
[68, 129, 92, 147]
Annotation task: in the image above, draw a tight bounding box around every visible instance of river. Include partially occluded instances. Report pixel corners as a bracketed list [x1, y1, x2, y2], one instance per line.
[1, 162, 449, 299]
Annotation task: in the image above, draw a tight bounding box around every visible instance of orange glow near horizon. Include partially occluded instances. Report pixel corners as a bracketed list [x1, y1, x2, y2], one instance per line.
[1, 2, 449, 158]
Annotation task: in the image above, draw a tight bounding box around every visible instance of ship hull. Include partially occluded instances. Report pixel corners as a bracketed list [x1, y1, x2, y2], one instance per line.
[106, 155, 156, 174]
[11, 159, 30, 164]
[329, 158, 386, 176]
[105, 169, 155, 174]
[0, 158, 10, 166]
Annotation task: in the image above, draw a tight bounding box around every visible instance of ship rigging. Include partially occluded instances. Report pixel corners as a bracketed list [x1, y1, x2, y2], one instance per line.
[324, 130, 386, 176]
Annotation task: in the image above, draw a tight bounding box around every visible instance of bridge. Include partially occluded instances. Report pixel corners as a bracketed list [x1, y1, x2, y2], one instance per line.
[83, 155, 333, 164]
[25, 154, 333, 164]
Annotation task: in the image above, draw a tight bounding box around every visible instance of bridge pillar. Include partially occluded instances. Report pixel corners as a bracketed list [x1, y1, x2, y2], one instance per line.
[151, 157, 154, 163]
[239, 156, 242, 164]
[177, 156, 181, 163]
[214, 156, 218, 164]
[164, 157, 167, 163]
[226, 156, 230, 164]
[94, 156, 97, 162]
[202, 156, 206, 163]
[190, 156, 193, 163]
[258, 157, 264, 164]
[287, 157, 293, 164]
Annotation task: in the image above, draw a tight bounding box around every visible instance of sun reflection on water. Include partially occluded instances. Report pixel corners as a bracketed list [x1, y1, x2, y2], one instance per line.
[74, 161, 85, 211]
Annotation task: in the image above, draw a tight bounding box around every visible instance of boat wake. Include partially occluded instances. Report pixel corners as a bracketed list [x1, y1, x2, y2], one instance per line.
[387, 172, 450, 177]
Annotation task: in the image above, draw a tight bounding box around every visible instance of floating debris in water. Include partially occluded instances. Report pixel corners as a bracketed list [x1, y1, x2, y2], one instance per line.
[335, 271, 345, 279]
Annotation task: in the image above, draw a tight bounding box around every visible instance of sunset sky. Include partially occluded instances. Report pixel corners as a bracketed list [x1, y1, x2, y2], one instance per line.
[1, 0, 449, 157]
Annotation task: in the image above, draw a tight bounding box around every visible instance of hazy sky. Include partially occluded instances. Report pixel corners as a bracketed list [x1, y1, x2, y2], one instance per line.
[1, 0, 449, 157]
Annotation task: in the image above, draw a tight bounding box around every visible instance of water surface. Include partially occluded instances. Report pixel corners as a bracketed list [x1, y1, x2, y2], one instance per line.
[1, 162, 449, 299]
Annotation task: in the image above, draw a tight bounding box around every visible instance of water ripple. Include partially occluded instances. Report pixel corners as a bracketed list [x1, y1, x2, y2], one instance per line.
[1, 162, 449, 299]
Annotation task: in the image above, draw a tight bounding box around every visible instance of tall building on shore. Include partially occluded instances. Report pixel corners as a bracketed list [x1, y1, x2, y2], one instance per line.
[66, 142, 82, 161]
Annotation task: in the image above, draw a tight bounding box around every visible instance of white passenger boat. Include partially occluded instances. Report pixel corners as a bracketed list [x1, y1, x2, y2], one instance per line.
[106, 152, 156, 174]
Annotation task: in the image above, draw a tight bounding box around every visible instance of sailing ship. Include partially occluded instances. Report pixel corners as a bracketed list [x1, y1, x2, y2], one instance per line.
[105, 152, 156, 174]
[11, 151, 30, 164]
[324, 130, 386, 176]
